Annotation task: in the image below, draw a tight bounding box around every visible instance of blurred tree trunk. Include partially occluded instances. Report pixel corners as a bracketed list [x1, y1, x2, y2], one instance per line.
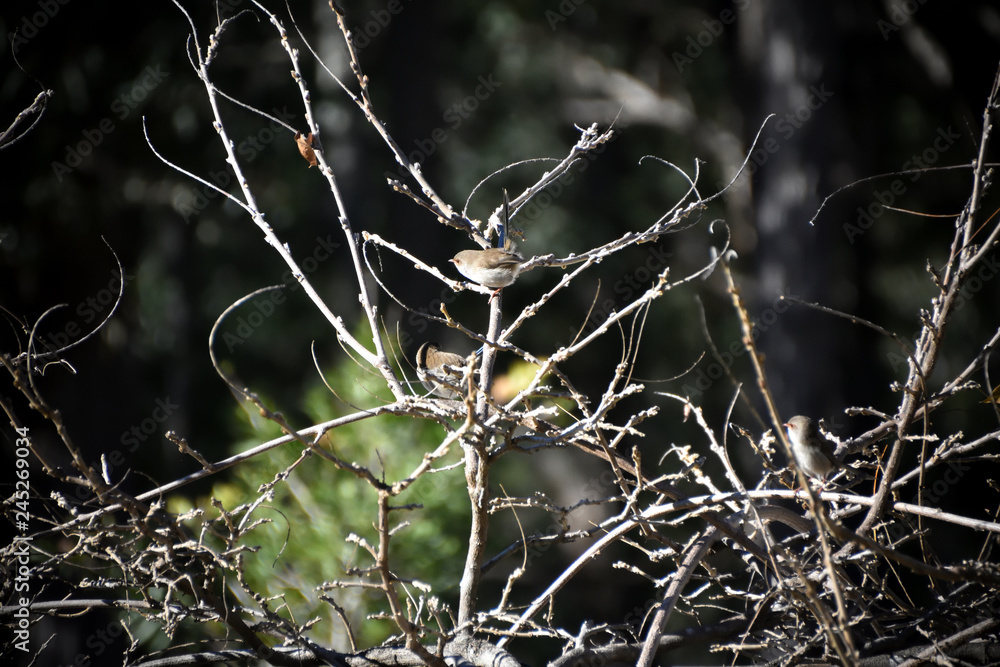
[736, 0, 864, 421]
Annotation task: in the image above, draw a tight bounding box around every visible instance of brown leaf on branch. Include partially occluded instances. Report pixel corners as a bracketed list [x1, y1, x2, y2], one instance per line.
[295, 132, 319, 167]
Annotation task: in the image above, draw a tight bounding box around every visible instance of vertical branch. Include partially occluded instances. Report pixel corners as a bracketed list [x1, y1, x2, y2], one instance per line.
[723, 262, 857, 663]
[252, 0, 401, 395]
[376, 492, 445, 666]
[852, 67, 999, 543]
[326, 1, 471, 233]
[958, 67, 1000, 267]
[457, 296, 504, 628]
[164, 0, 380, 372]
[635, 527, 720, 667]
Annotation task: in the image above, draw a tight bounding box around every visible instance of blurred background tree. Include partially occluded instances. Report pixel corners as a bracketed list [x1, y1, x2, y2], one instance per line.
[3, 1, 1000, 664]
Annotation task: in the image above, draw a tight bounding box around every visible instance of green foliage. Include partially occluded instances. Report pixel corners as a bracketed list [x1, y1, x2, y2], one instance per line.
[182, 353, 470, 649]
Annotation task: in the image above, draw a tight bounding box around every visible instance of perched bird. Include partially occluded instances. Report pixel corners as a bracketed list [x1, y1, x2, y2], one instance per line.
[451, 189, 526, 299]
[783, 415, 842, 481]
[415, 342, 469, 399]
[450, 247, 526, 294]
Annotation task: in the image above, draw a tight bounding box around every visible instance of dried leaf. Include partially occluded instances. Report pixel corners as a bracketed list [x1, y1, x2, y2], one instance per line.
[295, 132, 318, 167]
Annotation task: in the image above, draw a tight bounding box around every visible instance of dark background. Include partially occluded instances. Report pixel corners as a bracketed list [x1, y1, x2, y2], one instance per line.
[3, 0, 1000, 663]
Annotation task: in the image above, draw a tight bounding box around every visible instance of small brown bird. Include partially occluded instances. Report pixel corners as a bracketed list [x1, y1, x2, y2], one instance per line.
[415, 342, 468, 399]
[784, 415, 841, 480]
[450, 247, 526, 294]
[451, 189, 527, 299]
